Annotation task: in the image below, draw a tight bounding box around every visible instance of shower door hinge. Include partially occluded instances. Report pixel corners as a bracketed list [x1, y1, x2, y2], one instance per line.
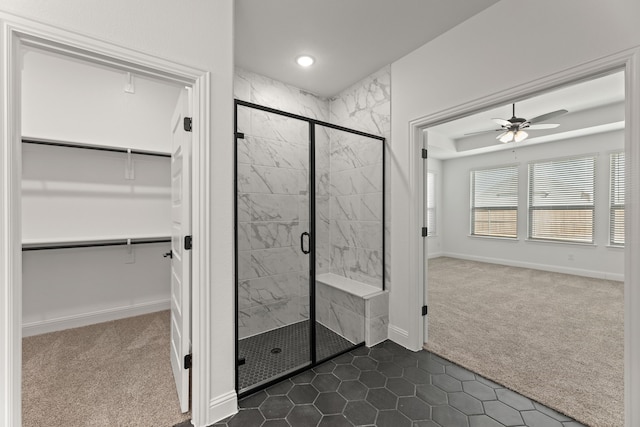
[422, 305, 428, 316]
[236, 132, 245, 139]
[184, 235, 192, 250]
[421, 148, 428, 159]
[422, 227, 428, 237]
[183, 117, 192, 132]
[184, 354, 192, 369]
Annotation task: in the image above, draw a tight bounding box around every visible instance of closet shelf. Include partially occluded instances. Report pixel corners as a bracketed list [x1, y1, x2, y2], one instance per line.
[22, 137, 171, 158]
[22, 236, 171, 251]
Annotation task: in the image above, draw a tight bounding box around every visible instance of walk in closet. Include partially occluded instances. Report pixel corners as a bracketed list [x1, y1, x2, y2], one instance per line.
[20, 46, 191, 426]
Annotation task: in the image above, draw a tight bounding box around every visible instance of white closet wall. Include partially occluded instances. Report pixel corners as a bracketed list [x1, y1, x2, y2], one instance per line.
[21, 48, 183, 336]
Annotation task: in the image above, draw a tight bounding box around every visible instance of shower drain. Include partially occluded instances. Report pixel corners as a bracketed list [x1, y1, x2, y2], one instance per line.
[270, 347, 282, 354]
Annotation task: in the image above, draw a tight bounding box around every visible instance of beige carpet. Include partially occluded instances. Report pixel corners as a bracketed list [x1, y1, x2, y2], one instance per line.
[22, 311, 191, 427]
[425, 257, 624, 427]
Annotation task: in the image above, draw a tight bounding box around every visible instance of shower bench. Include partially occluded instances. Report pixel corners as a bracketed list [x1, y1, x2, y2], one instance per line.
[315, 273, 389, 347]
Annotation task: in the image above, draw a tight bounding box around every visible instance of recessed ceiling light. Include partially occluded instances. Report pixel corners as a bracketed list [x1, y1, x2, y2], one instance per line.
[296, 55, 315, 67]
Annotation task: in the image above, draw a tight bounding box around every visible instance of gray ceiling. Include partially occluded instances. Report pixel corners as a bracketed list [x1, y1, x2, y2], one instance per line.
[234, 0, 499, 98]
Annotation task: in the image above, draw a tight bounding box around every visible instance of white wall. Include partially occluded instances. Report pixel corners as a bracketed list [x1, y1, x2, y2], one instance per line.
[0, 2, 235, 426]
[22, 48, 182, 152]
[439, 131, 624, 280]
[390, 0, 640, 350]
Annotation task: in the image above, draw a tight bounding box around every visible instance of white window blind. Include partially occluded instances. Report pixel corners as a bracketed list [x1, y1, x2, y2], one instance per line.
[426, 172, 435, 236]
[528, 156, 595, 243]
[470, 165, 518, 238]
[610, 152, 625, 246]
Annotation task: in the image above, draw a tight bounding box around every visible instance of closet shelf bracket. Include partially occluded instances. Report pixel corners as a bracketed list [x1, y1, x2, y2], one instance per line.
[125, 148, 135, 180]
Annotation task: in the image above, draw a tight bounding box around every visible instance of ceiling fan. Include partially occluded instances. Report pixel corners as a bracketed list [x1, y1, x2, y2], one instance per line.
[465, 103, 568, 143]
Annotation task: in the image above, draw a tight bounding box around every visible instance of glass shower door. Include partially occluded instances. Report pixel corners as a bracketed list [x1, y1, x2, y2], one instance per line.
[235, 103, 312, 393]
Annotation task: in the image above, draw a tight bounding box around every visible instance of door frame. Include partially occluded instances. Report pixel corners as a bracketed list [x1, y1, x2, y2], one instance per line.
[0, 14, 214, 427]
[408, 47, 640, 425]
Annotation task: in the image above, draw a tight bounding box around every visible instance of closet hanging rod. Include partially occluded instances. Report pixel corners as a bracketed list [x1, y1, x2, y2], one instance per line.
[22, 237, 171, 251]
[22, 138, 172, 158]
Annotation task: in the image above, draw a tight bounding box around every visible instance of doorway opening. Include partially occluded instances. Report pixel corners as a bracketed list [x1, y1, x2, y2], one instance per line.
[19, 45, 193, 426]
[421, 70, 626, 426]
[1, 21, 211, 427]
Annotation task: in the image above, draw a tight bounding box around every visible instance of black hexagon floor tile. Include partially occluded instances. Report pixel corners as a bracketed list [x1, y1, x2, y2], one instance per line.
[207, 340, 584, 427]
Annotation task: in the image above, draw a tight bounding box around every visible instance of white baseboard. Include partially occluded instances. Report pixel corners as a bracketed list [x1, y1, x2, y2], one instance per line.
[387, 324, 410, 348]
[427, 251, 444, 259]
[22, 299, 170, 337]
[207, 391, 238, 426]
[442, 252, 624, 282]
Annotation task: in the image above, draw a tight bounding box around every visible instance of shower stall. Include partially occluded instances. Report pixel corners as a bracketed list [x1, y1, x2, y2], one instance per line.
[235, 100, 386, 395]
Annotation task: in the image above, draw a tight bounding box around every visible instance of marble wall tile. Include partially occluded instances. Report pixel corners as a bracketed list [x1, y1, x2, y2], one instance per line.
[234, 66, 390, 338]
[237, 164, 304, 195]
[238, 281, 252, 311]
[358, 222, 383, 250]
[250, 194, 299, 222]
[246, 273, 299, 306]
[237, 194, 251, 222]
[237, 222, 251, 251]
[366, 315, 389, 346]
[331, 170, 360, 197]
[316, 295, 330, 327]
[249, 221, 297, 250]
[331, 195, 360, 221]
[359, 165, 383, 194]
[367, 292, 389, 319]
[361, 194, 383, 222]
[251, 246, 302, 277]
[331, 221, 358, 248]
[237, 251, 262, 281]
[251, 109, 308, 144]
[238, 136, 308, 170]
[329, 302, 365, 344]
[299, 272, 310, 298]
[235, 68, 330, 122]
[236, 104, 251, 136]
[329, 66, 391, 134]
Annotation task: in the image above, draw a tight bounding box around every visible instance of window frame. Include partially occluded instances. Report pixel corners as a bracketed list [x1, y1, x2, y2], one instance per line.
[527, 154, 596, 244]
[469, 164, 519, 239]
[610, 151, 625, 247]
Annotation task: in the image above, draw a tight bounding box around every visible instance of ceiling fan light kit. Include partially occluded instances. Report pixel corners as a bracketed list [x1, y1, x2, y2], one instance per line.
[466, 103, 568, 143]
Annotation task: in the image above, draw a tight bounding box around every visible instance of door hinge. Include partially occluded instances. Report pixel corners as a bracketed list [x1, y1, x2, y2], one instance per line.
[422, 305, 428, 316]
[184, 235, 192, 250]
[422, 227, 428, 237]
[184, 354, 192, 369]
[183, 117, 192, 132]
[421, 148, 428, 159]
[236, 132, 245, 139]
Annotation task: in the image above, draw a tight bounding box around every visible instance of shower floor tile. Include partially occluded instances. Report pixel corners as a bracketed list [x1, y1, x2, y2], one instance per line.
[238, 321, 356, 392]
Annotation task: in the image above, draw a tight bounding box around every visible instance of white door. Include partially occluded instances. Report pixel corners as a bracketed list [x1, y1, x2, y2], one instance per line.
[170, 88, 192, 413]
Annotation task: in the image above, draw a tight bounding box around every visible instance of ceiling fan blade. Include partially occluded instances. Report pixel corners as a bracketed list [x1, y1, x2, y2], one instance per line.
[528, 109, 568, 124]
[496, 131, 509, 141]
[492, 118, 510, 126]
[527, 123, 560, 130]
[463, 128, 502, 136]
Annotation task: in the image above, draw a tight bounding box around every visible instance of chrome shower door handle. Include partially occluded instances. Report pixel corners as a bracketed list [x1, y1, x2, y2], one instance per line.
[300, 232, 310, 254]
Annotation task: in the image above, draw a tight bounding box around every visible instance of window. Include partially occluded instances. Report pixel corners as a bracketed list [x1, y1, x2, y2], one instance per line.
[426, 172, 436, 236]
[528, 156, 595, 243]
[470, 165, 518, 238]
[610, 152, 625, 246]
